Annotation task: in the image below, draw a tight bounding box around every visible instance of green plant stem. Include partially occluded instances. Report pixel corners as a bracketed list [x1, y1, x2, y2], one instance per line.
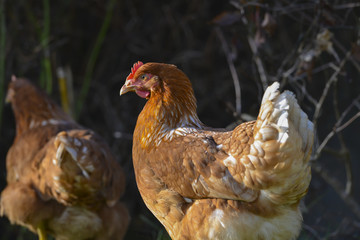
[41, 0, 52, 93]
[0, 0, 6, 130]
[76, 0, 116, 119]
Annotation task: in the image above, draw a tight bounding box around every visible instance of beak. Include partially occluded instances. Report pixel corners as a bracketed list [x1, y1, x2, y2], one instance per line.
[5, 75, 17, 103]
[120, 79, 135, 96]
[5, 88, 14, 103]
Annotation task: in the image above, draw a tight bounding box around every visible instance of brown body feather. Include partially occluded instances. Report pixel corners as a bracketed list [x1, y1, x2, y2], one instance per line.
[1, 77, 129, 240]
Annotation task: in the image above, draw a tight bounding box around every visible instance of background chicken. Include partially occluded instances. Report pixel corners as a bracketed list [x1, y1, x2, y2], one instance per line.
[0, 76, 129, 240]
[120, 62, 314, 240]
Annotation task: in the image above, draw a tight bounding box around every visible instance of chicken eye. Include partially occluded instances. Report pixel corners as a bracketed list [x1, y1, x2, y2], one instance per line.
[140, 74, 147, 80]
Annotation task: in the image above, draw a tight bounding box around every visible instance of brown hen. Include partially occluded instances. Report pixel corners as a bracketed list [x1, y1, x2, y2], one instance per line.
[120, 62, 314, 240]
[0, 76, 129, 240]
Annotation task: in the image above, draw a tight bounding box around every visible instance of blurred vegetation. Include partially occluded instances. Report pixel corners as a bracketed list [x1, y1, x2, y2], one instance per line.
[0, 0, 359, 239]
[0, 0, 6, 129]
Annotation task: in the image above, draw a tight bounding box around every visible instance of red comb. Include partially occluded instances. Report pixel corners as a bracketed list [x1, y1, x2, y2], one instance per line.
[126, 61, 144, 80]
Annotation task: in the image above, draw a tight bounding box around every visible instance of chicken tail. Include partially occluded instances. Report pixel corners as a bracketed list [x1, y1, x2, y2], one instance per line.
[241, 82, 314, 205]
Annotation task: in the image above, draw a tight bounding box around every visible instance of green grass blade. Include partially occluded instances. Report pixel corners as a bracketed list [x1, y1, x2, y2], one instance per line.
[41, 0, 52, 94]
[75, 0, 117, 119]
[0, 0, 6, 131]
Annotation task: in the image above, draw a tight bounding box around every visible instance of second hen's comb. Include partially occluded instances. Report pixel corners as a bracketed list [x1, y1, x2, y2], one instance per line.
[126, 61, 144, 80]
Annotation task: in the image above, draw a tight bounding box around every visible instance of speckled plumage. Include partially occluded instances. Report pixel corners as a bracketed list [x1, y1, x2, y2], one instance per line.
[0, 77, 129, 240]
[121, 62, 314, 240]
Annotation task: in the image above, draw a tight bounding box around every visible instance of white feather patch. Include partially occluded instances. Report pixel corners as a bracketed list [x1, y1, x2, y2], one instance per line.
[223, 154, 237, 167]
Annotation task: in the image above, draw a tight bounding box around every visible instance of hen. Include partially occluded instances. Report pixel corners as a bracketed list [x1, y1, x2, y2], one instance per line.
[1, 76, 129, 240]
[120, 62, 314, 240]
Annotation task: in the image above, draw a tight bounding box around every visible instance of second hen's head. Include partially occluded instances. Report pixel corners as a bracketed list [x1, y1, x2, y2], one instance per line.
[7, 76, 72, 136]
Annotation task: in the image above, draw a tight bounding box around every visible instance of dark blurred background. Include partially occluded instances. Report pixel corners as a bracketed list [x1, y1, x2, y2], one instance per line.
[0, 0, 359, 239]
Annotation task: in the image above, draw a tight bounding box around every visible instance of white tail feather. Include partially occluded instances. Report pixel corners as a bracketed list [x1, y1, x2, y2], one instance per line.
[260, 82, 314, 152]
[241, 82, 314, 204]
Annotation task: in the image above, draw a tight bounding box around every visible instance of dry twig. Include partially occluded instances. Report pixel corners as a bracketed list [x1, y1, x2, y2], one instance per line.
[314, 94, 360, 159]
[230, 2, 268, 90]
[215, 26, 242, 116]
[312, 52, 351, 127]
[313, 164, 360, 219]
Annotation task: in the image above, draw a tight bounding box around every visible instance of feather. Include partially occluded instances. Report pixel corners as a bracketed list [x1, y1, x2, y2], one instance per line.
[122, 62, 314, 240]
